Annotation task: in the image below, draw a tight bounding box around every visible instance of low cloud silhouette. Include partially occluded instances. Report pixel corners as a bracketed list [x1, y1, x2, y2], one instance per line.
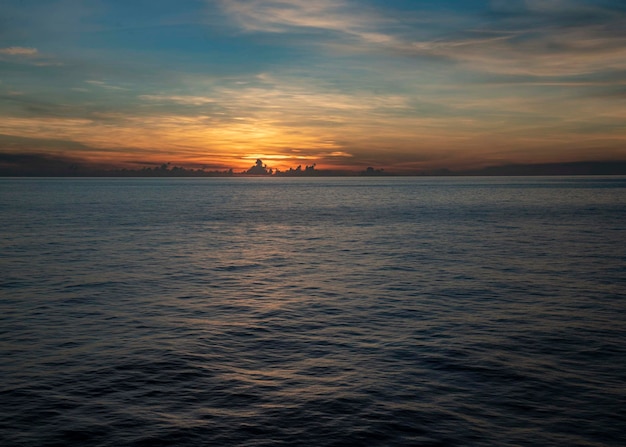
[245, 159, 271, 175]
[0, 152, 83, 176]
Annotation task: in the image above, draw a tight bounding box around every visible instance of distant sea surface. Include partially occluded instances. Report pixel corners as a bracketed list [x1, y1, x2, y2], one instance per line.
[1, 176, 625, 446]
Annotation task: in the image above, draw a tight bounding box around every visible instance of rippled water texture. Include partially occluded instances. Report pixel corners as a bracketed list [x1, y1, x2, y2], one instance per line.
[1, 177, 625, 446]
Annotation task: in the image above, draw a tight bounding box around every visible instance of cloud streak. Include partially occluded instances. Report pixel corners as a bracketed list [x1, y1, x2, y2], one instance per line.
[219, 0, 394, 44]
[220, 0, 626, 78]
[0, 47, 39, 56]
[416, 27, 626, 77]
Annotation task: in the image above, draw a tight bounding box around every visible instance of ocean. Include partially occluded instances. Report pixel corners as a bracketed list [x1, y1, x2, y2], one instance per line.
[1, 176, 625, 446]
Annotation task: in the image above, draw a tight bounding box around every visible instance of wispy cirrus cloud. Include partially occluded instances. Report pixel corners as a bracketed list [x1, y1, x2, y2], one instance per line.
[139, 94, 217, 106]
[220, 0, 626, 78]
[220, 0, 357, 32]
[404, 29, 626, 77]
[85, 80, 129, 91]
[421, 0, 626, 77]
[219, 0, 393, 44]
[0, 46, 39, 56]
[0, 45, 64, 66]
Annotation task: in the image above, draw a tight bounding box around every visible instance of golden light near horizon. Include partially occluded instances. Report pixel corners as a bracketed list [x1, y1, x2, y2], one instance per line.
[0, 1, 625, 174]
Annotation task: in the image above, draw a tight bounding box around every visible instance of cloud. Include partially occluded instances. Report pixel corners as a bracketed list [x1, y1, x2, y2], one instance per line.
[219, 0, 391, 44]
[138, 74, 410, 125]
[85, 80, 129, 91]
[220, 0, 626, 78]
[0, 47, 39, 56]
[329, 151, 352, 157]
[0, 151, 84, 175]
[220, 0, 354, 32]
[436, 0, 626, 76]
[0, 45, 65, 67]
[139, 94, 217, 105]
[417, 28, 626, 77]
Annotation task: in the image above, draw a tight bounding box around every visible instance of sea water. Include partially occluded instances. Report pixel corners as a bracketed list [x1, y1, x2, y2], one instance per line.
[1, 176, 625, 446]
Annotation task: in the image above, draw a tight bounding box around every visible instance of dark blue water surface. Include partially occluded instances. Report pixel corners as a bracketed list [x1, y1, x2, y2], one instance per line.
[1, 176, 625, 446]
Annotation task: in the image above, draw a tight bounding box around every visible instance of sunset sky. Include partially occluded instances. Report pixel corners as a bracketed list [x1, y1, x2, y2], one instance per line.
[1, 0, 625, 173]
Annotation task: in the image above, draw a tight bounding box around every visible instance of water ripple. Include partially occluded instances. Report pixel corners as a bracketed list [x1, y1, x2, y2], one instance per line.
[1, 177, 625, 446]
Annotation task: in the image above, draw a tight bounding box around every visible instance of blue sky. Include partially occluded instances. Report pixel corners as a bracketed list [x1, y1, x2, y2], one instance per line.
[1, 0, 625, 172]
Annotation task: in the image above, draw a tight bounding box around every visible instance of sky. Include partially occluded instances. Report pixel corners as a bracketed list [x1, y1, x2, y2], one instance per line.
[1, 0, 625, 173]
